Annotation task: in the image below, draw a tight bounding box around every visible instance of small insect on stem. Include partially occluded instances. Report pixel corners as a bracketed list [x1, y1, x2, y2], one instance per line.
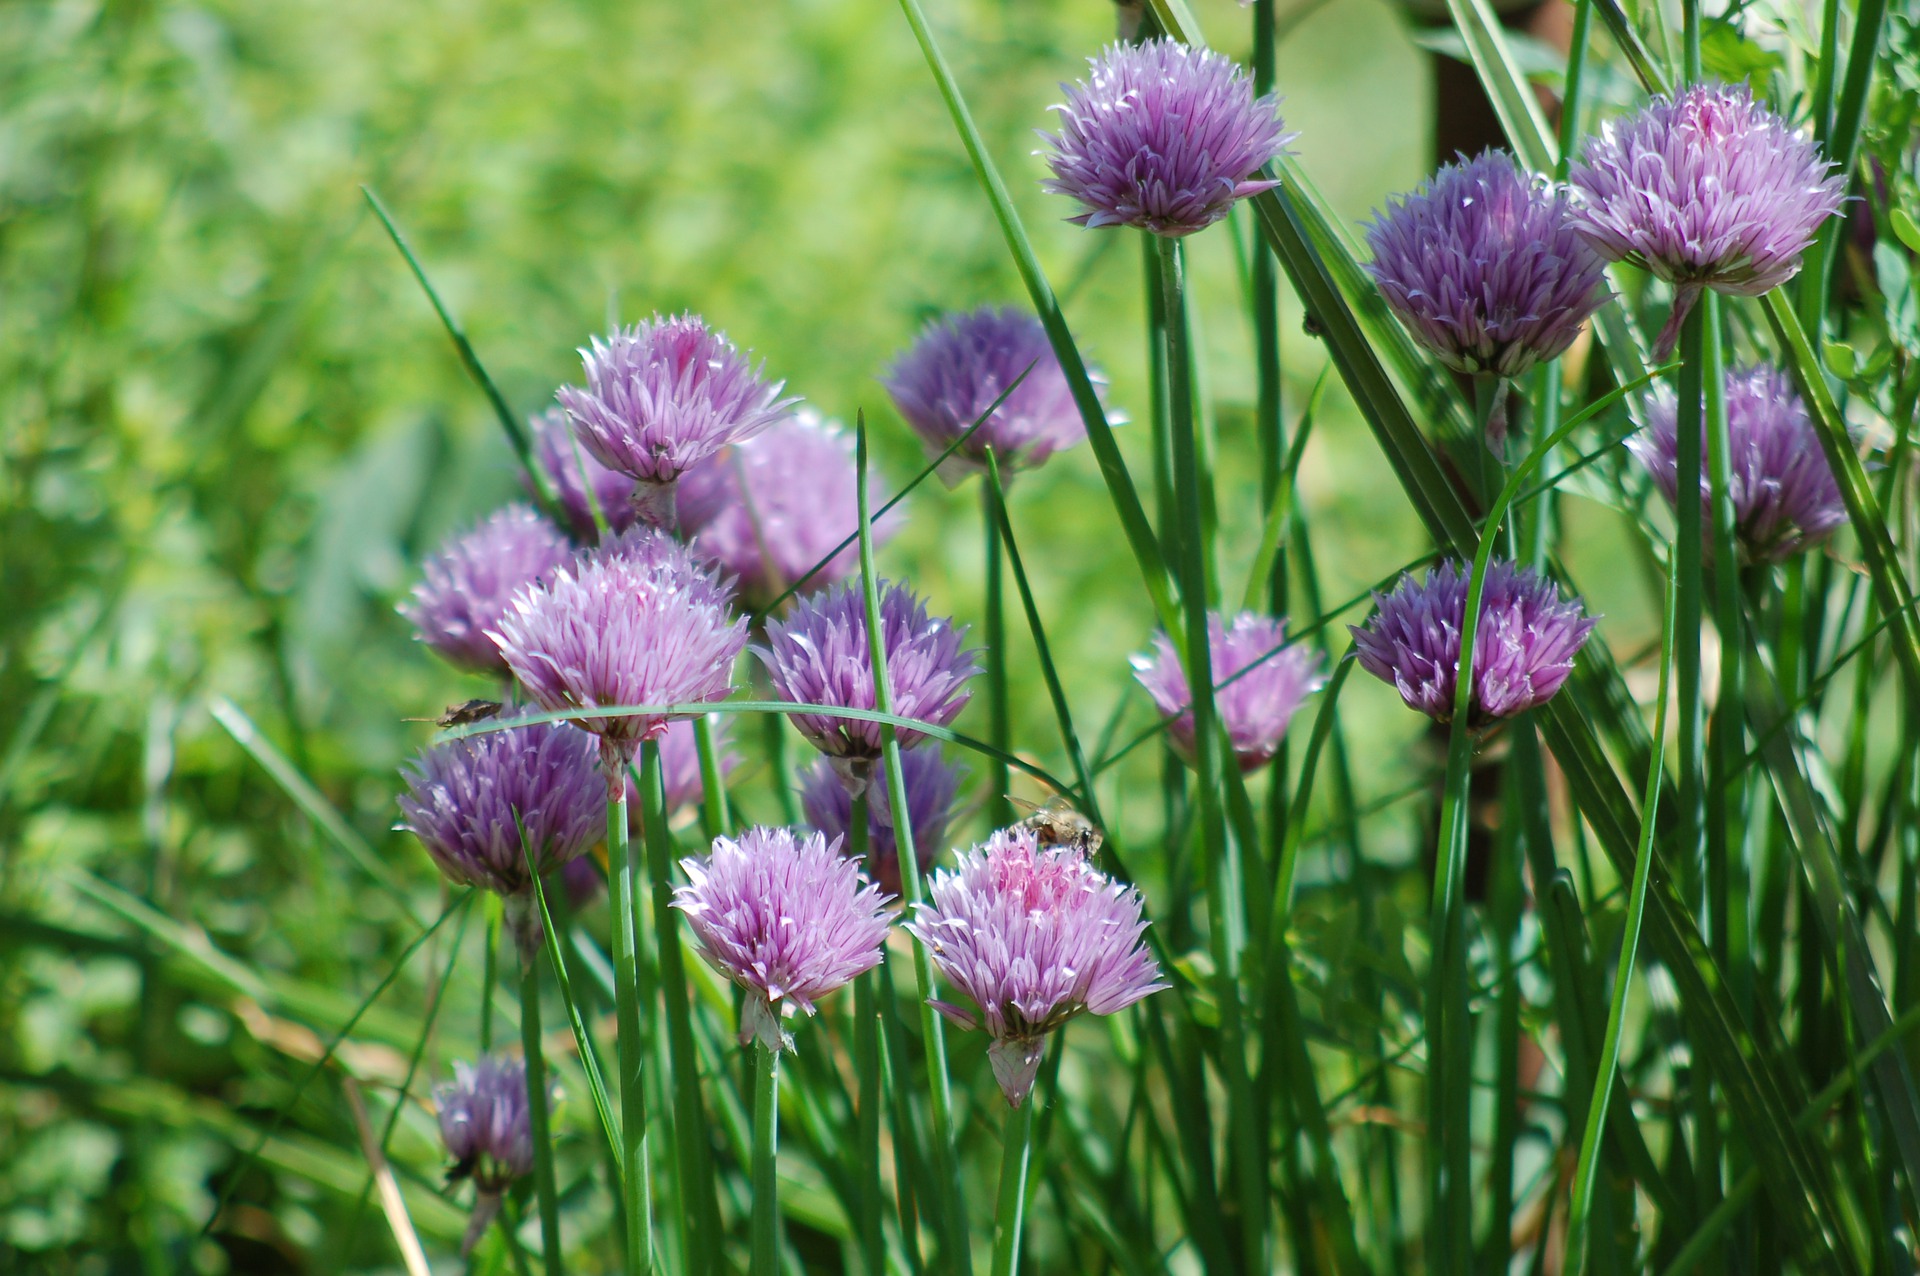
[405, 700, 504, 730]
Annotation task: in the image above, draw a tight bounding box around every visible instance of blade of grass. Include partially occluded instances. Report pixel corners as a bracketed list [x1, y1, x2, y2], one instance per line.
[525, 836, 623, 1180]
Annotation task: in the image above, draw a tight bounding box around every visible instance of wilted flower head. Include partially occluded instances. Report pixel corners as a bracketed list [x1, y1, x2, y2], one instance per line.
[398, 719, 604, 958]
[800, 747, 964, 895]
[675, 410, 896, 608]
[530, 406, 639, 542]
[400, 506, 574, 674]
[1632, 364, 1846, 562]
[674, 825, 893, 1053]
[491, 535, 746, 779]
[906, 827, 1167, 1106]
[1040, 39, 1294, 237]
[1569, 83, 1844, 354]
[1366, 151, 1610, 381]
[436, 1054, 536, 1254]
[557, 314, 796, 527]
[757, 580, 980, 794]
[1132, 612, 1326, 771]
[1349, 561, 1596, 727]
[882, 307, 1097, 478]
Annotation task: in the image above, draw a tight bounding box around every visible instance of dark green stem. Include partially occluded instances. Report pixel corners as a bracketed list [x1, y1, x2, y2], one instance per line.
[989, 1098, 1036, 1276]
[609, 770, 654, 1274]
[984, 485, 1013, 828]
[851, 798, 886, 1276]
[521, 953, 564, 1276]
[751, 1042, 782, 1276]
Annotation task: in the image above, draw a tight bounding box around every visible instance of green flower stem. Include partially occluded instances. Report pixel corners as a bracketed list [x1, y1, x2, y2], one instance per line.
[480, 893, 501, 1051]
[850, 799, 886, 1276]
[693, 714, 731, 839]
[761, 707, 800, 827]
[751, 1041, 782, 1276]
[1702, 293, 1740, 974]
[608, 771, 655, 1275]
[1674, 304, 1707, 925]
[521, 951, 564, 1276]
[984, 487, 1013, 829]
[988, 1098, 1036, 1276]
[1155, 232, 1265, 1269]
[1251, 0, 1285, 617]
[856, 415, 972, 1275]
[639, 738, 720, 1275]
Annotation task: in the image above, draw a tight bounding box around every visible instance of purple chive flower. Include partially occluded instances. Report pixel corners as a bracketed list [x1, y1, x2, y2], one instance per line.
[1039, 39, 1295, 238]
[557, 314, 797, 528]
[674, 410, 897, 608]
[757, 580, 980, 794]
[530, 405, 639, 542]
[1349, 561, 1597, 727]
[1366, 151, 1610, 381]
[491, 536, 747, 781]
[882, 307, 1100, 479]
[905, 827, 1167, 1107]
[1131, 612, 1326, 772]
[400, 506, 574, 675]
[398, 719, 604, 957]
[1632, 364, 1846, 562]
[673, 825, 893, 1053]
[1569, 83, 1845, 356]
[436, 1054, 536, 1254]
[800, 747, 964, 896]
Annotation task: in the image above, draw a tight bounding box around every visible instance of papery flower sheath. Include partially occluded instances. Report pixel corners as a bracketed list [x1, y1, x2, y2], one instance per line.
[1132, 611, 1325, 771]
[906, 826, 1167, 1106]
[400, 505, 574, 675]
[1040, 39, 1295, 237]
[674, 825, 893, 1052]
[1349, 560, 1596, 727]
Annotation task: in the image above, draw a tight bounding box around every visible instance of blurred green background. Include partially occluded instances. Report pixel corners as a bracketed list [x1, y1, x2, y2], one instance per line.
[0, 0, 1454, 1262]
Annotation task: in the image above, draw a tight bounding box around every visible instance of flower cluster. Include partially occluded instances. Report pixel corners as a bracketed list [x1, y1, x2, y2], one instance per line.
[674, 826, 894, 1053]
[1133, 611, 1325, 771]
[530, 405, 639, 542]
[1350, 561, 1596, 727]
[906, 826, 1166, 1106]
[1040, 39, 1294, 237]
[401, 505, 575, 674]
[800, 746, 963, 895]
[1366, 150, 1610, 381]
[1631, 364, 1846, 562]
[882, 307, 1094, 478]
[436, 1054, 536, 1254]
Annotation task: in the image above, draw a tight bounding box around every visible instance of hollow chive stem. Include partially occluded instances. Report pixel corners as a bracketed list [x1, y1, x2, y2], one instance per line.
[988, 1098, 1036, 1276]
[751, 1041, 782, 1276]
[850, 798, 886, 1276]
[608, 767, 654, 1274]
[984, 484, 1013, 829]
[520, 952, 564, 1276]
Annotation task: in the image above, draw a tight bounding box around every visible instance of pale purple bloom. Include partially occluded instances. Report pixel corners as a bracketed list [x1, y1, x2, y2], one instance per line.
[1349, 561, 1596, 727]
[530, 405, 639, 542]
[557, 314, 796, 527]
[436, 1054, 535, 1254]
[1040, 40, 1294, 238]
[1569, 83, 1845, 355]
[757, 580, 980, 794]
[491, 536, 747, 779]
[1366, 151, 1610, 381]
[905, 827, 1167, 1106]
[882, 307, 1098, 478]
[1632, 364, 1846, 562]
[1132, 612, 1326, 772]
[800, 747, 964, 895]
[397, 719, 604, 957]
[674, 825, 893, 1052]
[400, 506, 574, 675]
[675, 410, 896, 608]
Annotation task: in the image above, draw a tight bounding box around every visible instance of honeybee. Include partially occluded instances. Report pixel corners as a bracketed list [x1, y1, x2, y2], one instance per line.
[1010, 795, 1104, 856]
[406, 699, 503, 730]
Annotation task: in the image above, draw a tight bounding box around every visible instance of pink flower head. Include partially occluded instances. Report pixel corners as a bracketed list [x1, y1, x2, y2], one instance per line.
[1366, 150, 1610, 381]
[1349, 561, 1596, 727]
[436, 1053, 536, 1254]
[400, 505, 574, 675]
[674, 409, 897, 608]
[882, 307, 1100, 478]
[800, 746, 964, 895]
[1132, 611, 1325, 771]
[674, 825, 894, 1052]
[1039, 39, 1295, 238]
[1569, 83, 1844, 355]
[1631, 364, 1846, 562]
[756, 580, 980, 794]
[557, 314, 797, 527]
[905, 826, 1167, 1106]
[490, 533, 746, 779]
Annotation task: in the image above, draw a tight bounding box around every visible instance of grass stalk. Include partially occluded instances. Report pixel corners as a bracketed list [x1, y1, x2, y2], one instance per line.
[521, 951, 564, 1276]
[608, 772, 655, 1274]
[989, 1099, 1036, 1276]
[850, 798, 886, 1276]
[984, 485, 1013, 828]
[751, 1042, 783, 1276]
